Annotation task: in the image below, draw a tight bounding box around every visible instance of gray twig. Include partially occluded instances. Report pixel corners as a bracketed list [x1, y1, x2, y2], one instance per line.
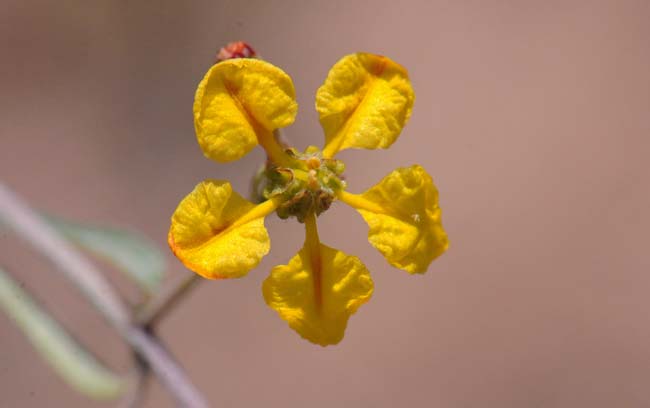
[0, 182, 208, 408]
[137, 272, 201, 327]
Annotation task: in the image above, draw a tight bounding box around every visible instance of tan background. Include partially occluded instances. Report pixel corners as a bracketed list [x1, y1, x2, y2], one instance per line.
[1, 1, 650, 407]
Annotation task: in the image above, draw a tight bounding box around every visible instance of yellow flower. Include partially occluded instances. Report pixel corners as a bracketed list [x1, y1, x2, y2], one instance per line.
[169, 52, 449, 346]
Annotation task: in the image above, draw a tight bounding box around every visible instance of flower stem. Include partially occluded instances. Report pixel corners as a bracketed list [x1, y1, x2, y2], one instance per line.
[136, 272, 201, 327]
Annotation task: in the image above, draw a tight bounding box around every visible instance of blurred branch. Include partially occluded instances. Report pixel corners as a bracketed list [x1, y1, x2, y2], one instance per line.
[137, 272, 201, 327]
[119, 374, 148, 408]
[0, 183, 208, 408]
[0, 184, 131, 330]
[44, 213, 166, 296]
[119, 354, 151, 408]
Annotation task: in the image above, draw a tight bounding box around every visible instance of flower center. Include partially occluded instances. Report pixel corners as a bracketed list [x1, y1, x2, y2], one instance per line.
[261, 145, 346, 222]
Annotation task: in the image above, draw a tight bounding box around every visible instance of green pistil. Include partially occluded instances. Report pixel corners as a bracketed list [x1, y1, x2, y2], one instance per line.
[262, 146, 346, 222]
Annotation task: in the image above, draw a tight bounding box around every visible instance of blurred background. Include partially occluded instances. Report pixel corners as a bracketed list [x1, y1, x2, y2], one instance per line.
[1, 1, 649, 407]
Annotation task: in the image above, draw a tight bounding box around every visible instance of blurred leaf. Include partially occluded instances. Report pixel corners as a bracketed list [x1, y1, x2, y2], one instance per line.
[0, 267, 126, 400]
[43, 214, 165, 295]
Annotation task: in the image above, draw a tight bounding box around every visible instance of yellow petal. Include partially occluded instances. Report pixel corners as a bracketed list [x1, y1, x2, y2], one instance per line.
[168, 180, 281, 279]
[194, 59, 298, 163]
[338, 165, 449, 274]
[263, 214, 373, 346]
[317, 53, 415, 158]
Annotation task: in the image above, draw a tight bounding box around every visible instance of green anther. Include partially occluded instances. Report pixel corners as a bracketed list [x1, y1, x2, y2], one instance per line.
[261, 146, 346, 222]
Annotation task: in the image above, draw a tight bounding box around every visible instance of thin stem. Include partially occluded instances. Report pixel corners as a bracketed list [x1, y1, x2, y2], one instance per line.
[119, 364, 150, 408]
[0, 183, 208, 408]
[136, 272, 201, 327]
[0, 184, 130, 330]
[128, 328, 207, 407]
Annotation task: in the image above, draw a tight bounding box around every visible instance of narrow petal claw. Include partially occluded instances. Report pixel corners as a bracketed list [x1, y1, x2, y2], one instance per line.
[194, 59, 298, 163]
[168, 180, 279, 279]
[263, 215, 373, 346]
[338, 165, 449, 273]
[317, 53, 415, 158]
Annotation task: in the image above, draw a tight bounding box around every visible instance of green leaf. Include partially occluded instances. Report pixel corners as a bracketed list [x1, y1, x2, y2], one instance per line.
[0, 267, 126, 400]
[43, 214, 166, 295]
